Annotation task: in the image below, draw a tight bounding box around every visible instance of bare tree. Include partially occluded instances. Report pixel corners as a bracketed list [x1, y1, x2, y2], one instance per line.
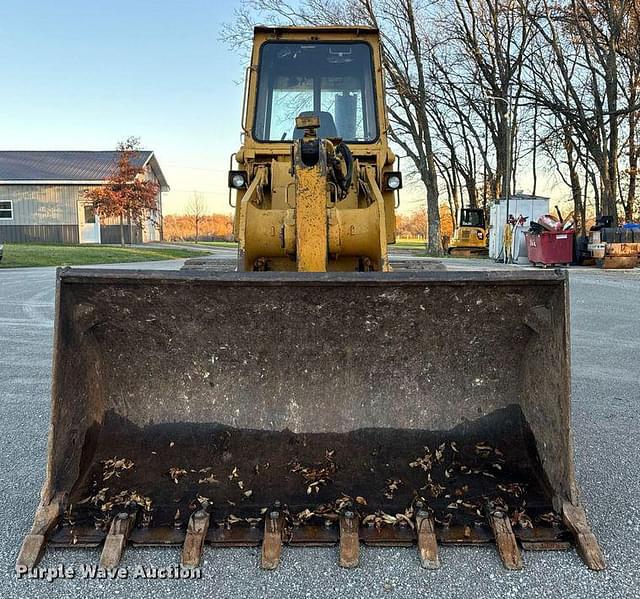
[443, 0, 535, 201]
[185, 192, 209, 243]
[521, 0, 640, 225]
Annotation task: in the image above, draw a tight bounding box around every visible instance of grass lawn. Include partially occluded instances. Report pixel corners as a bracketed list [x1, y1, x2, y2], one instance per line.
[394, 240, 427, 249]
[0, 243, 206, 269]
[196, 241, 239, 248]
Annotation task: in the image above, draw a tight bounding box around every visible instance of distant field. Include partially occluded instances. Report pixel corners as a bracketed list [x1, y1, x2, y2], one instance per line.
[0, 243, 205, 268]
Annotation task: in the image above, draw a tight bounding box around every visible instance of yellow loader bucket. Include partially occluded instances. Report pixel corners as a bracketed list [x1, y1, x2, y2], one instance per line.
[18, 268, 604, 571]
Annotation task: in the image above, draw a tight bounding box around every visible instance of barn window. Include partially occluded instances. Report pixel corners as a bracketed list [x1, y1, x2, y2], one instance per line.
[0, 200, 13, 220]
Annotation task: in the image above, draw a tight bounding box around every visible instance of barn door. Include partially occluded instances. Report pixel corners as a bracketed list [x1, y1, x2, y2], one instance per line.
[77, 202, 101, 244]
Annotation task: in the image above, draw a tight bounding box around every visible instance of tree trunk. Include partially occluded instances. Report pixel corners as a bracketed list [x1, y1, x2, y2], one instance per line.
[627, 71, 638, 221]
[564, 133, 584, 235]
[497, 108, 510, 200]
[464, 176, 477, 209]
[423, 162, 441, 254]
[604, 21, 620, 225]
[119, 214, 125, 248]
[532, 102, 538, 196]
[404, 0, 441, 254]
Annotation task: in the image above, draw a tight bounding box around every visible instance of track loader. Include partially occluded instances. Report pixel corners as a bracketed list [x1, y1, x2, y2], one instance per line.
[18, 26, 604, 573]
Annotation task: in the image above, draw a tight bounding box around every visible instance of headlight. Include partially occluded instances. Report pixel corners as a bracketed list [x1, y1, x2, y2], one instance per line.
[383, 172, 403, 191]
[476, 231, 484, 240]
[228, 171, 248, 189]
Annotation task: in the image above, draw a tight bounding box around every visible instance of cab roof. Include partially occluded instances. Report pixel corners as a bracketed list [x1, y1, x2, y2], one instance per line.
[253, 25, 379, 36]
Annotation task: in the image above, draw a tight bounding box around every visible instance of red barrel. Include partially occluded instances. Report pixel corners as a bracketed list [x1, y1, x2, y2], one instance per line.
[526, 230, 574, 266]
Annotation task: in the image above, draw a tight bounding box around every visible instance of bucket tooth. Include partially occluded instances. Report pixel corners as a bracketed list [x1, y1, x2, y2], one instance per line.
[181, 509, 210, 568]
[562, 501, 606, 571]
[488, 506, 523, 570]
[414, 503, 439, 569]
[100, 512, 136, 569]
[16, 494, 64, 569]
[339, 509, 360, 568]
[261, 506, 283, 570]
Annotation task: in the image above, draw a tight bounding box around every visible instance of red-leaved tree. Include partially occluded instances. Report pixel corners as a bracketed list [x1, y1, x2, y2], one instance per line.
[84, 137, 160, 247]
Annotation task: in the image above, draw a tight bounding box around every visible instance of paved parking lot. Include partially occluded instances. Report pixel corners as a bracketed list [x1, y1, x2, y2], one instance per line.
[0, 258, 639, 598]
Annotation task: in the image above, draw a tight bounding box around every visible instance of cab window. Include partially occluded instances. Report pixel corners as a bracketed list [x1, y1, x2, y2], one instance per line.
[253, 42, 378, 143]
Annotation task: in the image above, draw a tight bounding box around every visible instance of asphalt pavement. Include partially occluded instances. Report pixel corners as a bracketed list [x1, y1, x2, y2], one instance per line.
[0, 254, 639, 598]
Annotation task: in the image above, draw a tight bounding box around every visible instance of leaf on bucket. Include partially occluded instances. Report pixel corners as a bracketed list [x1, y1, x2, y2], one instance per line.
[198, 473, 219, 484]
[168, 467, 187, 484]
[384, 478, 402, 499]
[102, 457, 134, 480]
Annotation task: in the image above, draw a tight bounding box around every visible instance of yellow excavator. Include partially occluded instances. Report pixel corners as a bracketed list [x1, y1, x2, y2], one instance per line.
[18, 26, 604, 573]
[448, 207, 489, 255]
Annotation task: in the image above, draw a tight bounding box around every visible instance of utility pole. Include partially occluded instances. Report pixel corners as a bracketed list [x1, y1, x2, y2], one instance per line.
[486, 86, 515, 263]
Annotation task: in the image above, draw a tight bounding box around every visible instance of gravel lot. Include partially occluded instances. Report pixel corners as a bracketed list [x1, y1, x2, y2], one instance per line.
[1, 257, 638, 599]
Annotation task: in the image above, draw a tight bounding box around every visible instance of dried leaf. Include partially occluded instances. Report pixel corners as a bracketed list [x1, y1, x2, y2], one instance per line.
[454, 485, 469, 497]
[168, 467, 188, 484]
[198, 474, 219, 484]
[381, 513, 397, 524]
[395, 513, 415, 529]
[297, 509, 315, 521]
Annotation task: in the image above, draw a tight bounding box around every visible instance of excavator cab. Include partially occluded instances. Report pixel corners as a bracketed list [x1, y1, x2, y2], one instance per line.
[19, 26, 604, 574]
[448, 208, 489, 255]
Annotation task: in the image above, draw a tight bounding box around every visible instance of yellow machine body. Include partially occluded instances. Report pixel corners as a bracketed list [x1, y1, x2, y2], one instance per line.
[448, 208, 489, 255]
[231, 27, 398, 272]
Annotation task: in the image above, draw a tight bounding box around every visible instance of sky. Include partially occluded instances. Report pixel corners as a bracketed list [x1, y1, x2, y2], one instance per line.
[0, 0, 247, 215]
[0, 1, 560, 217]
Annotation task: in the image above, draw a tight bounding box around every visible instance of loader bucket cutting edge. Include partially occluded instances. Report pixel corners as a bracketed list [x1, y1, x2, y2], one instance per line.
[18, 268, 605, 571]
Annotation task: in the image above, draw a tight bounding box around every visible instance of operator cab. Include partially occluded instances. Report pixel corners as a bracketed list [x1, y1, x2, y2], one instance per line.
[459, 208, 485, 229]
[252, 42, 379, 143]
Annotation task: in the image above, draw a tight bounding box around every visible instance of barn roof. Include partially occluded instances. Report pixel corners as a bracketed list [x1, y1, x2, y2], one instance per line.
[0, 151, 169, 190]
